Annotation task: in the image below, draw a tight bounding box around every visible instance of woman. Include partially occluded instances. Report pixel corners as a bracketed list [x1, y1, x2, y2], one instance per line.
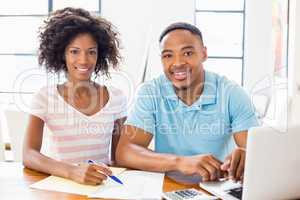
[23, 7, 127, 185]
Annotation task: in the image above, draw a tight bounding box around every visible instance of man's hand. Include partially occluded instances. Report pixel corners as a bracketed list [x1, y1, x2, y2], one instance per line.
[176, 154, 223, 182]
[221, 147, 246, 182]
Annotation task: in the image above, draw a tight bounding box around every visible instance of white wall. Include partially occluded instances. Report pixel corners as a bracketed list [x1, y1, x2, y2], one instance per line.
[244, 0, 299, 95]
[288, 0, 300, 125]
[102, 0, 195, 95]
[244, 0, 273, 92]
[244, 0, 300, 128]
[289, 0, 300, 96]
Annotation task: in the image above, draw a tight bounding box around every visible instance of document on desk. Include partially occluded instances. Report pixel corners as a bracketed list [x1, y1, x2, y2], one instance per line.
[88, 170, 165, 199]
[29, 167, 126, 196]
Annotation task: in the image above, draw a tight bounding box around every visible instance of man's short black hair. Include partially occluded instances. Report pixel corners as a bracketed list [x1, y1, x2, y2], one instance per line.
[159, 22, 203, 43]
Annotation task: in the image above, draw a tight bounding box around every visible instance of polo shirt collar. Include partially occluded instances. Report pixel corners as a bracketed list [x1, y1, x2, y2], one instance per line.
[161, 70, 217, 107]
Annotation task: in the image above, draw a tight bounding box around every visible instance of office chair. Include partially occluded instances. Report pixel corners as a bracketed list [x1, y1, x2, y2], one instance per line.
[251, 87, 272, 123]
[4, 110, 50, 161]
[0, 127, 5, 161]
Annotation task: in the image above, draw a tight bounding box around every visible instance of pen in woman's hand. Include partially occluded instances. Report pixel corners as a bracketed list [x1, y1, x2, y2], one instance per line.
[87, 160, 123, 185]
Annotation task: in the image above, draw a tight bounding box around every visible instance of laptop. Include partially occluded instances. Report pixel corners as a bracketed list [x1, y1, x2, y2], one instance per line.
[200, 125, 300, 200]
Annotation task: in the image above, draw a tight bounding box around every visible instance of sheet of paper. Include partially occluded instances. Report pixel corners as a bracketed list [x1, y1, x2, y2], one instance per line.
[110, 167, 127, 175]
[88, 170, 165, 199]
[30, 176, 100, 195]
[29, 167, 126, 195]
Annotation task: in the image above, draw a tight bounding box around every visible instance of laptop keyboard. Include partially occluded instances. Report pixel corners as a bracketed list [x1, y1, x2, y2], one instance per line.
[227, 187, 243, 199]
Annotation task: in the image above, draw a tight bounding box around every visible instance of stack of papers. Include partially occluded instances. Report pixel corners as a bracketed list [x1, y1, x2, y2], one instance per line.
[30, 168, 165, 199]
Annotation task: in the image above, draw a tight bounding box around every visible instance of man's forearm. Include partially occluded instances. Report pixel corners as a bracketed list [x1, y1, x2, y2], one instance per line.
[116, 143, 180, 172]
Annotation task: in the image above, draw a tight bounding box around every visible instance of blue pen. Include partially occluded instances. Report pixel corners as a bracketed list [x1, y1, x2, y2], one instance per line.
[87, 160, 123, 185]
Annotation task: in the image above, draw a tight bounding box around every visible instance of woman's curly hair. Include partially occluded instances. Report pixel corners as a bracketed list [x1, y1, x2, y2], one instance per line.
[38, 7, 121, 77]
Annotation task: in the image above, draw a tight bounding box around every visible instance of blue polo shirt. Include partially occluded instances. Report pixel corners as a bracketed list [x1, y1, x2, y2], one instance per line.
[125, 71, 258, 160]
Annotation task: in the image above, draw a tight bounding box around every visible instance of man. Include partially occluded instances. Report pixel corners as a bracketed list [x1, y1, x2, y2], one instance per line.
[116, 22, 258, 182]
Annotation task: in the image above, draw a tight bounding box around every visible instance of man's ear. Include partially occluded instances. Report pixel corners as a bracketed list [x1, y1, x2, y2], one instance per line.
[202, 46, 208, 61]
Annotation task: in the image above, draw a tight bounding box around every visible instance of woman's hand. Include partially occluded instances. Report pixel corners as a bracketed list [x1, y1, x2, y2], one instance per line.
[68, 163, 112, 185]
